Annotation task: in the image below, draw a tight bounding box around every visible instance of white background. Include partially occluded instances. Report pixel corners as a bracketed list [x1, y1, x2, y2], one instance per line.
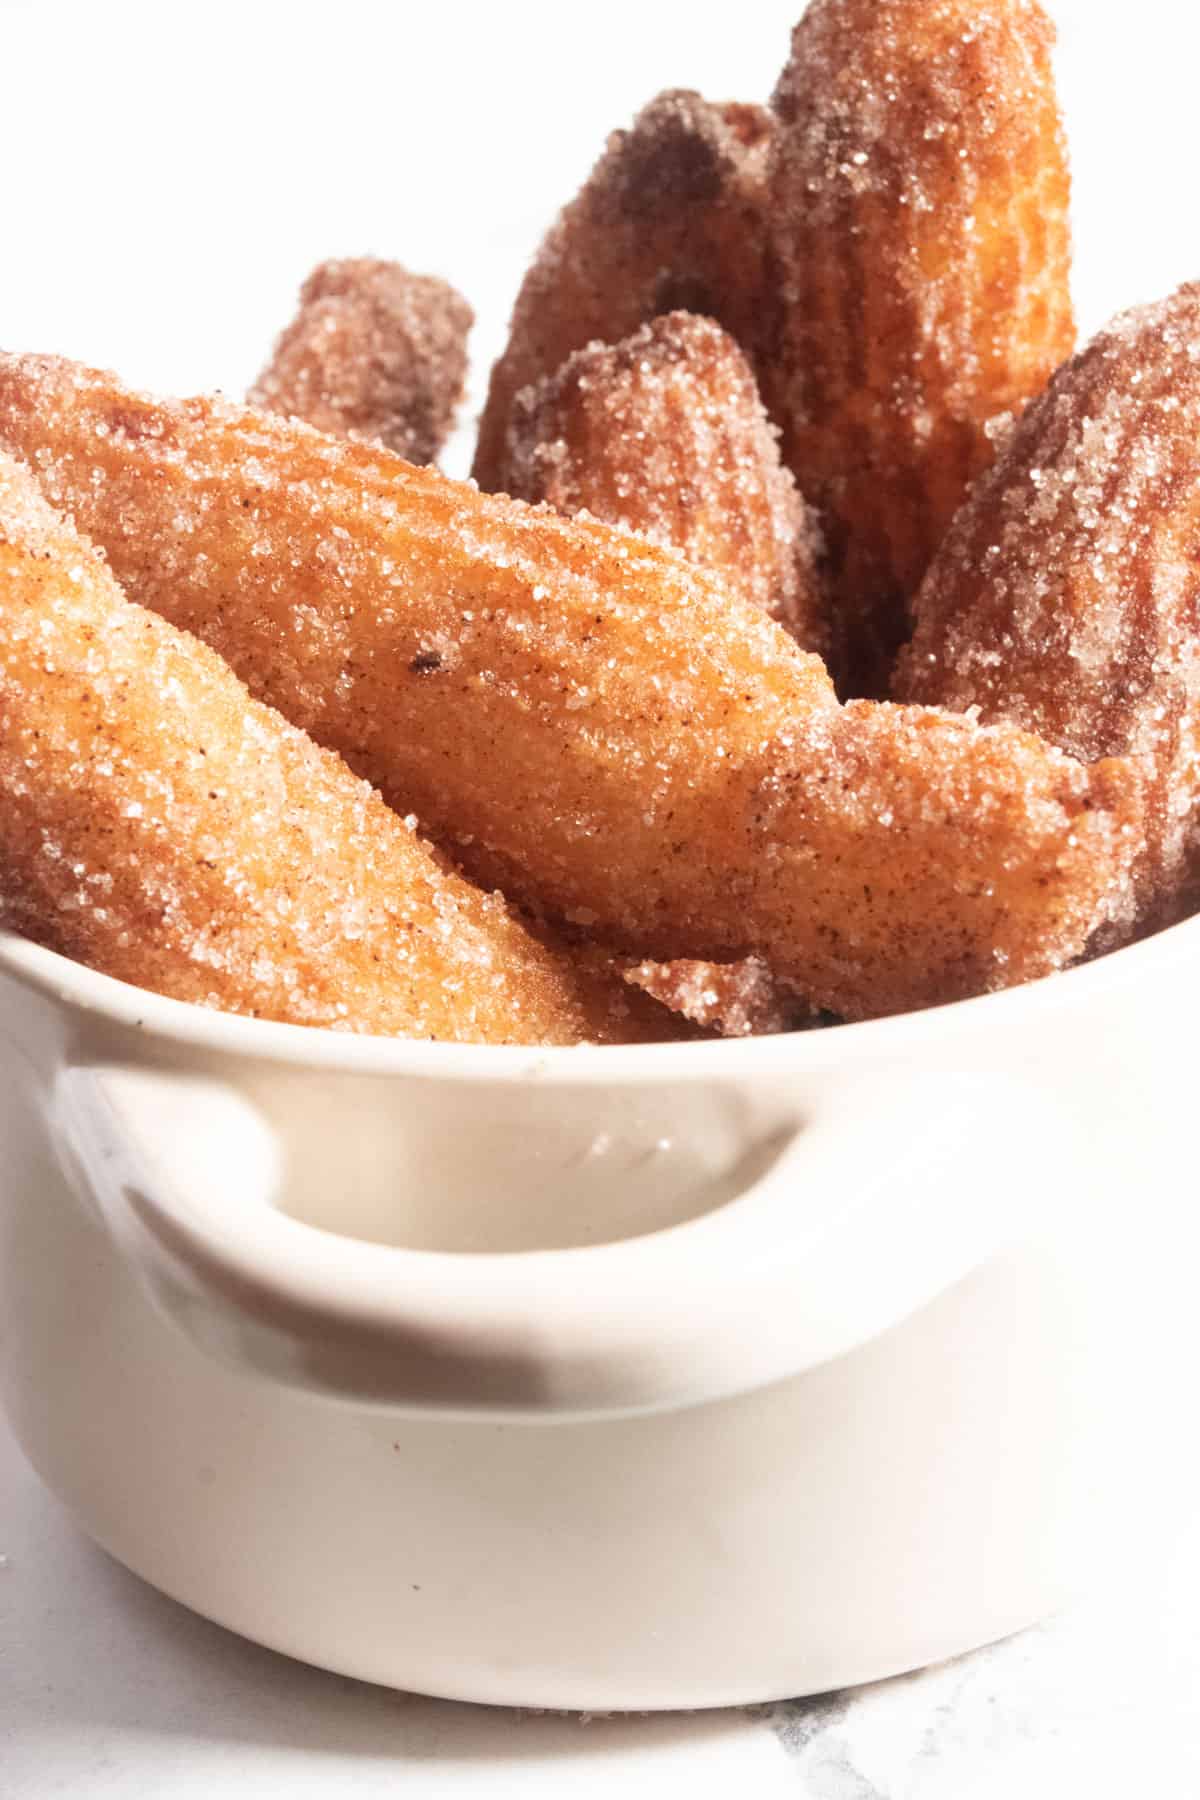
[2, 1, 1199, 1794]
[0, 0, 1194, 462]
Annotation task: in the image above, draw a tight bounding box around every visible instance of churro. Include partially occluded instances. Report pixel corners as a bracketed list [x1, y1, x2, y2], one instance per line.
[626, 958, 813, 1038]
[897, 283, 1200, 928]
[473, 90, 771, 491]
[499, 312, 826, 651]
[764, 0, 1074, 696]
[250, 258, 472, 466]
[252, 300, 815, 1031]
[0, 449, 657, 1044]
[0, 355, 1139, 1021]
[499, 310, 823, 1032]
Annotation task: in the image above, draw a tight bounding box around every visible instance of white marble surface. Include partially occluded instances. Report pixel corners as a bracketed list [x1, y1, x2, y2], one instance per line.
[3, 1409, 1199, 1797]
[4, 0, 1200, 1792]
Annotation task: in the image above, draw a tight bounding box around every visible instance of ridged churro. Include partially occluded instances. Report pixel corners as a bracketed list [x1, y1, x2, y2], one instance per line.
[0, 355, 1139, 1020]
[897, 283, 1200, 928]
[474, 90, 772, 491]
[0, 449, 658, 1044]
[253, 300, 812, 1032]
[499, 310, 822, 1032]
[764, 0, 1074, 696]
[250, 258, 473, 465]
[499, 312, 826, 651]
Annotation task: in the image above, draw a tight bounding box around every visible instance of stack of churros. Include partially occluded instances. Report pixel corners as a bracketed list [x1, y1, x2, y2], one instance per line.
[1, 0, 1194, 1047]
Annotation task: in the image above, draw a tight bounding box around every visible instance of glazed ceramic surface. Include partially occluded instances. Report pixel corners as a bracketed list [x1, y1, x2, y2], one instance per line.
[0, 922, 1192, 1708]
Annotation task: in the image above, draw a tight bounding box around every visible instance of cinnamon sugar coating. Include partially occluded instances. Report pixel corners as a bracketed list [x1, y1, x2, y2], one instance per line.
[0, 354, 1140, 1021]
[897, 283, 1200, 926]
[250, 258, 473, 466]
[764, 0, 1075, 697]
[500, 312, 827, 652]
[501, 311, 822, 1033]
[0, 451, 655, 1044]
[473, 91, 772, 491]
[626, 957, 813, 1037]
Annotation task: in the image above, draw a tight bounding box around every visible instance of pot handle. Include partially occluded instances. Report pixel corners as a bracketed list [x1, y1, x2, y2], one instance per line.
[53, 1058, 1040, 1420]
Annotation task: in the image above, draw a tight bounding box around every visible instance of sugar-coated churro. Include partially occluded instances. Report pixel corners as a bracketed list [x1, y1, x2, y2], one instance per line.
[499, 311, 826, 652]
[498, 310, 824, 1032]
[251, 258, 472, 465]
[0, 355, 1139, 1021]
[0, 448, 661, 1044]
[897, 283, 1200, 929]
[474, 90, 771, 492]
[625, 957, 814, 1037]
[764, 0, 1074, 696]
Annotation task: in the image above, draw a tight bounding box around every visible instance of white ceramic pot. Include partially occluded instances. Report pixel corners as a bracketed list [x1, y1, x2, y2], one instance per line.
[0, 923, 1191, 1709]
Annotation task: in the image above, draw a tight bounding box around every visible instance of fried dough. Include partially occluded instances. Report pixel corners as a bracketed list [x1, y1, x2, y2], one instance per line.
[474, 90, 771, 491]
[500, 311, 826, 652]
[897, 283, 1200, 927]
[0, 354, 1138, 1020]
[251, 258, 472, 465]
[0, 449, 654, 1043]
[498, 310, 824, 1032]
[765, 0, 1074, 695]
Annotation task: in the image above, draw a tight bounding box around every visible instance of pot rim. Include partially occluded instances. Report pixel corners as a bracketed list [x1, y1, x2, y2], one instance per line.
[0, 912, 1192, 1087]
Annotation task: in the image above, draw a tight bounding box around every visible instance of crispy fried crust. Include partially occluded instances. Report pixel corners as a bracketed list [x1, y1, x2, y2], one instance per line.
[250, 258, 473, 466]
[0, 451, 657, 1045]
[764, 0, 1074, 696]
[0, 355, 1139, 1021]
[473, 91, 772, 491]
[500, 311, 822, 1033]
[257, 297, 815, 1031]
[625, 957, 813, 1037]
[896, 283, 1200, 927]
[500, 312, 827, 653]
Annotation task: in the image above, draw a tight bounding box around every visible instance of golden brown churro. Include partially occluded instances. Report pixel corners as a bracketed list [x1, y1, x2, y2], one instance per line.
[253, 299, 813, 1032]
[0, 356, 1139, 1021]
[250, 258, 473, 465]
[0, 450, 658, 1044]
[254, 297, 811, 1033]
[498, 310, 824, 1033]
[897, 284, 1200, 928]
[473, 90, 772, 491]
[625, 957, 813, 1038]
[499, 312, 826, 652]
[764, 0, 1074, 696]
